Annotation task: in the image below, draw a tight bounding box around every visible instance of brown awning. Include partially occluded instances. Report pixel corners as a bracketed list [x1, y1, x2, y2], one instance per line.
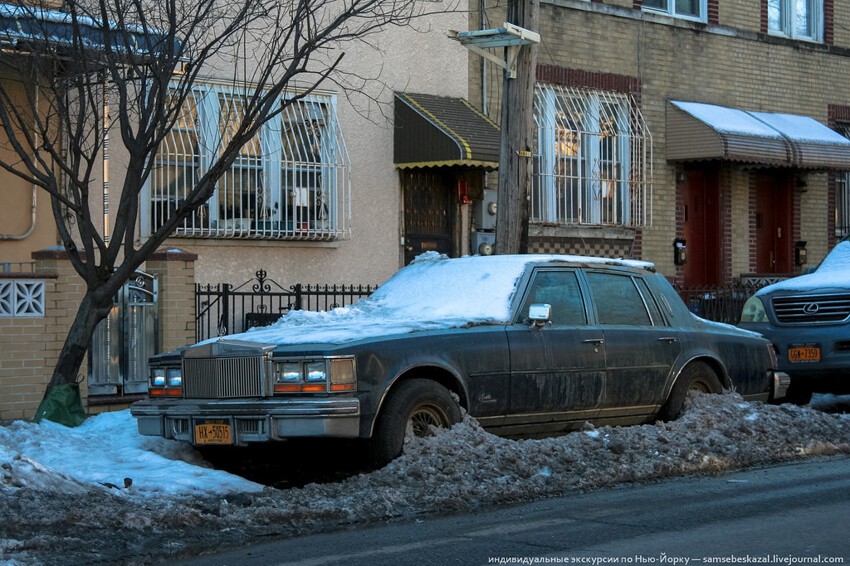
[394, 93, 500, 170]
[667, 101, 850, 170]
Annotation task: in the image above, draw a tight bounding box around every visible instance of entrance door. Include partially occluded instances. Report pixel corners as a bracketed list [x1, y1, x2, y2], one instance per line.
[755, 173, 793, 274]
[402, 171, 453, 265]
[682, 167, 721, 286]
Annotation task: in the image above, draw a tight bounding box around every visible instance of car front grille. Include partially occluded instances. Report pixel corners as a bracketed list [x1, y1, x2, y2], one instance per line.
[182, 356, 267, 398]
[772, 294, 850, 324]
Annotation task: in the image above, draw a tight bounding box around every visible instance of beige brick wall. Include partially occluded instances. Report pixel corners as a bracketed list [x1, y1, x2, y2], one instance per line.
[0, 247, 198, 421]
[146, 249, 198, 354]
[469, 0, 850, 275]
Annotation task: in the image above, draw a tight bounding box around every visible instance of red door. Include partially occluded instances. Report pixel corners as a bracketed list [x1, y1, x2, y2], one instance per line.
[683, 168, 721, 286]
[755, 173, 793, 274]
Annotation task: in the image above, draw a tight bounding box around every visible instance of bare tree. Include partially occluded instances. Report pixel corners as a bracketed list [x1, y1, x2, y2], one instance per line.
[0, 0, 445, 420]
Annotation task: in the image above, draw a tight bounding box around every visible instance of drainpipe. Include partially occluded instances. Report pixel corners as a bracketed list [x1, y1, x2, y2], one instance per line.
[0, 82, 38, 241]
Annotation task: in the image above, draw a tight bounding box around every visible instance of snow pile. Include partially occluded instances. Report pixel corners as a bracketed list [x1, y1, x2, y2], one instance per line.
[1, 393, 849, 565]
[0, 411, 263, 497]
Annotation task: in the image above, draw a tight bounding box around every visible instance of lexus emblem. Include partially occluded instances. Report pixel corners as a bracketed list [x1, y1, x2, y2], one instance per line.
[803, 302, 820, 315]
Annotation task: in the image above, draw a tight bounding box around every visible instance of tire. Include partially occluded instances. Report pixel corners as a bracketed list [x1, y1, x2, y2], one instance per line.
[369, 379, 461, 467]
[658, 362, 722, 421]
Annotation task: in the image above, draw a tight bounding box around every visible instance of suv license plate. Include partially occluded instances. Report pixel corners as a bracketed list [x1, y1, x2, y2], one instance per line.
[788, 345, 821, 363]
[195, 423, 232, 445]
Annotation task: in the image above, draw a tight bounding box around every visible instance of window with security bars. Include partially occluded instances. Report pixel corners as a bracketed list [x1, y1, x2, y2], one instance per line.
[532, 84, 652, 227]
[143, 83, 350, 240]
[835, 123, 850, 238]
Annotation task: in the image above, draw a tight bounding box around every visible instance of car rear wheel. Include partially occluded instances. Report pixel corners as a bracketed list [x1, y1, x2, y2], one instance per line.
[369, 378, 461, 467]
[658, 362, 722, 421]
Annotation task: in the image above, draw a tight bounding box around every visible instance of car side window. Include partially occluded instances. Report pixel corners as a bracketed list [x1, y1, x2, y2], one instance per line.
[521, 270, 587, 325]
[585, 272, 653, 326]
[635, 278, 666, 325]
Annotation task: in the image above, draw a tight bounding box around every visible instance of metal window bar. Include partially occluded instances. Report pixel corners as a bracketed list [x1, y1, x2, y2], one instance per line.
[147, 84, 350, 241]
[834, 123, 850, 238]
[532, 84, 653, 228]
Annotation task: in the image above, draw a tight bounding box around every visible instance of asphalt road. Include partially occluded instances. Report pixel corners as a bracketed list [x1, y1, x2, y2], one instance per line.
[179, 455, 850, 566]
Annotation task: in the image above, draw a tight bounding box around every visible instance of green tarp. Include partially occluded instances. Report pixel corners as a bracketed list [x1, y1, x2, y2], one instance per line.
[33, 383, 86, 427]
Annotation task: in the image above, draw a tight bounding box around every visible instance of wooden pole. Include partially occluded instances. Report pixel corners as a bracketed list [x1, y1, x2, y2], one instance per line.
[494, 0, 539, 255]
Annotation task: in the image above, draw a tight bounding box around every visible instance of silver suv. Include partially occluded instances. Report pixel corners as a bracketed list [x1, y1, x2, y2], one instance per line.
[739, 236, 850, 404]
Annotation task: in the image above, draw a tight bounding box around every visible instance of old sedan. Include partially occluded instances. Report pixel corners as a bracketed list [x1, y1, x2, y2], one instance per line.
[132, 254, 787, 465]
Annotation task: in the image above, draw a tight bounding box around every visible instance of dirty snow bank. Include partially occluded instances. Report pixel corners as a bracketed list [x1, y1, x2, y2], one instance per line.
[2, 393, 849, 565]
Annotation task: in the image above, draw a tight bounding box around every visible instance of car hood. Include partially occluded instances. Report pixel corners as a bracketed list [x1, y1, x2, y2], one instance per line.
[756, 241, 850, 295]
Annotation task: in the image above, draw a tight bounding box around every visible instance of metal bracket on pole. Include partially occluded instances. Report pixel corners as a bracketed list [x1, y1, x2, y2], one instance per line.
[448, 22, 540, 79]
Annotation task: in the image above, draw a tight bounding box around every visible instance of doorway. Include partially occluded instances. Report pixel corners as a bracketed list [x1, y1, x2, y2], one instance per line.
[682, 167, 721, 286]
[402, 170, 454, 265]
[754, 172, 793, 274]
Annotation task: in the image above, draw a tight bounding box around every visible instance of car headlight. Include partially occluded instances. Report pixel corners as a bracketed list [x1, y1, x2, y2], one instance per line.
[151, 368, 167, 388]
[306, 361, 327, 382]
[166, 368, 182, 388]
[279, 362, 301, 382]
[740, 296, 768, 323]
[273, 357, 356, 393]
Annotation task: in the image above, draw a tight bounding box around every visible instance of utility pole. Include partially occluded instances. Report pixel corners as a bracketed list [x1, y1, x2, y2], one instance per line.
[448, 0, 540, 255]
[495, 0, 539, 255]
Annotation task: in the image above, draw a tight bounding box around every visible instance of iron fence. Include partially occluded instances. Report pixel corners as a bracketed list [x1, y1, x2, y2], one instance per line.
[196, 270, 376, 342]
[674, 279, 776, 325]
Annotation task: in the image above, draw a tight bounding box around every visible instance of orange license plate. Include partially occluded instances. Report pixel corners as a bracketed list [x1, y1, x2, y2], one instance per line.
[788, 345, 821, 363]
[194, 423, 232, 445]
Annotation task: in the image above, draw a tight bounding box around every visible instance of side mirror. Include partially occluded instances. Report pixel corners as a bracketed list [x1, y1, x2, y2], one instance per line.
[528, 303, 551, 326]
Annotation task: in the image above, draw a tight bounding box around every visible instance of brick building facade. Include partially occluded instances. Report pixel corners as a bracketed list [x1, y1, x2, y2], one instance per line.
[468, 0, 850, 284]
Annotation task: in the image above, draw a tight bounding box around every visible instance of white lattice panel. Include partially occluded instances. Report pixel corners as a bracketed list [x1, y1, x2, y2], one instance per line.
[0, 280, 45, 317]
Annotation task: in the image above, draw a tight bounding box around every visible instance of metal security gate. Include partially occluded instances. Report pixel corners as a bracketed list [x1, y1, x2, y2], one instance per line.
[196, 270, 376, 342]
[89, 271, 158, 395]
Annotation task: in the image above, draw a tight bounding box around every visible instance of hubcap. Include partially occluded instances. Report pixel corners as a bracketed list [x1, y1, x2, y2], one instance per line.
[408, 404, 447, 437]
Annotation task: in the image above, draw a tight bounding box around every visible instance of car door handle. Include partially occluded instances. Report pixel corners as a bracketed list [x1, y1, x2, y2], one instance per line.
[657, 336, 678, 343]
[582, 338, 604, 345]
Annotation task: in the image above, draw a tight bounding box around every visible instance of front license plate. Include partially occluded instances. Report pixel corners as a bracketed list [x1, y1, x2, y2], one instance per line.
[194, 423, 232, 445]
[788, 344, 821, 363]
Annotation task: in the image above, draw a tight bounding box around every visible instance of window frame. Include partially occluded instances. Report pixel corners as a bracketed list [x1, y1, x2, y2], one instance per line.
[142, 82, 350, 241]
[641, 0, 708, 23]
[532, 84, 652, 228]
[767, 0, 823, 42]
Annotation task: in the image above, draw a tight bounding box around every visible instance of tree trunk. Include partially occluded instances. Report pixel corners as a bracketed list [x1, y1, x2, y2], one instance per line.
[35, 291, 112, 424]
[495, 0, 539, 255]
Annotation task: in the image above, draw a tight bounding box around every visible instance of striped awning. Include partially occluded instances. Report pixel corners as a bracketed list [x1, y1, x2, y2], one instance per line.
[667, 101, 850, 170]
[394, 92, 500, 170]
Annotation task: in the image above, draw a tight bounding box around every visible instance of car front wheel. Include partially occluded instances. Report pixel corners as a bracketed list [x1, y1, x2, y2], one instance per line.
[369, 378, 461, 467]
[658, 362, 722, 421]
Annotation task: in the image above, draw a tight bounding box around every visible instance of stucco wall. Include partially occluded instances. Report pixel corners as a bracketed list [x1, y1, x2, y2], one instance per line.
[150, 5, 470, 290]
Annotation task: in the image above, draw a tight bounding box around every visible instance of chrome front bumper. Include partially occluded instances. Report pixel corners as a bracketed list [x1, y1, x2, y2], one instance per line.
[131, 397, 361, 445]
[772, 371, 791, 401]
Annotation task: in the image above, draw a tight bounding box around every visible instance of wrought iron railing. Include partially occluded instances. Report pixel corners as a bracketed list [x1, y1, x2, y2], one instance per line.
[673, 278, 780, 325]
[196, 270, 376, 342]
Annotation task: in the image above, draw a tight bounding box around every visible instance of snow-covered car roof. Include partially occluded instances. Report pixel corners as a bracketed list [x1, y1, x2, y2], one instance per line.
[756, 240, 850, 295]
[209, 252, 654, 346]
